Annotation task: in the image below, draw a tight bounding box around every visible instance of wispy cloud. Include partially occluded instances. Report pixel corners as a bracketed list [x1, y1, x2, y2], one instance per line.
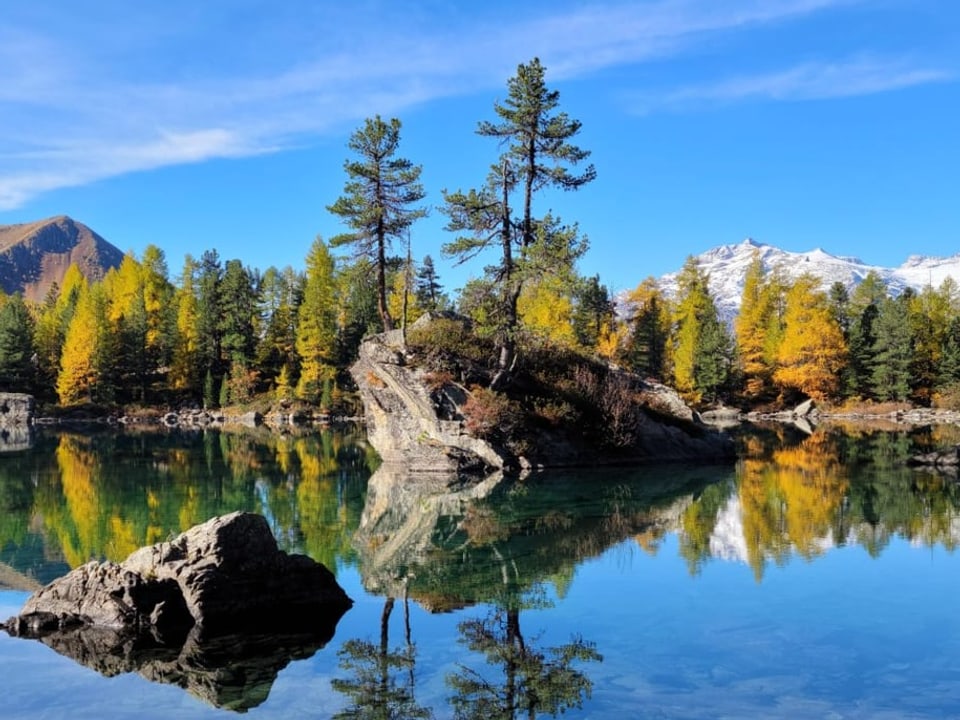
[630, 57, 953, 113]
[0, 0, 946, 209]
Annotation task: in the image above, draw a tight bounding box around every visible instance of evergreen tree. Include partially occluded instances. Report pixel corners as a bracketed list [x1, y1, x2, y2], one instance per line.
[870, 295, 913, 401]
[624, 278, 670, 379]
[0, 295, 35, 391]
[572, 275, 613, 350]
[334, 258, 382, 366]
[908, 284, 951, 404]
[196, 250, 223, 387]
[844, 302, 879, 398]
[255, 265, 303, 390]
[414, 255, 446, 312]
[219, 259, 258, 369]
[443, 57, 594, 386]
[938, 316, 960, 390]
[328, 115, 427, 332]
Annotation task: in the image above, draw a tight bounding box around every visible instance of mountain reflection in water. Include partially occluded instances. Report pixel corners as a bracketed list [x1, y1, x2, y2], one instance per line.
[0, 424, 958, 716]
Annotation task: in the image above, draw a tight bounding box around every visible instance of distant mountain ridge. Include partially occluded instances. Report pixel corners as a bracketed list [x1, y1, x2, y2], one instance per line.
[0, 216, 124, 302]
[657, 238, 960, 323]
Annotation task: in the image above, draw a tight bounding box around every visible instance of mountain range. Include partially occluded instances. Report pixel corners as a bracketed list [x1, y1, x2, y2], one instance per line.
[0, 216, 124, 302]
[656, 238, 960, 323]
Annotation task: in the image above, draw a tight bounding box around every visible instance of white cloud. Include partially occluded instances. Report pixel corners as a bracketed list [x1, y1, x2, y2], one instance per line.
[631, 57, 953, 113]
[0, 0, 947, 209]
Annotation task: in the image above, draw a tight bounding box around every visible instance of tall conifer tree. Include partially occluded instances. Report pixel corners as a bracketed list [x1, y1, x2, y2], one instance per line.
[328, 116, 426, 332]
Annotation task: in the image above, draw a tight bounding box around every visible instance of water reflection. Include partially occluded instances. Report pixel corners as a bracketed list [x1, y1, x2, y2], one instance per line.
[2, 424, 960, 715]
[18, 623, 342, 712]
[681, 424, 960, 579]
[0, 427, 373, 586]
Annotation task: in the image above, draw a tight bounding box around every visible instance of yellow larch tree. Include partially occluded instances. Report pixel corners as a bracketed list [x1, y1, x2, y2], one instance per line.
[773, 274, 847, 401]
[517, 277, 577, 348]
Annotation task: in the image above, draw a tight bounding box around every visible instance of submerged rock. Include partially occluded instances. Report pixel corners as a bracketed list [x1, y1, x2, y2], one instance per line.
[5, 511, 352, 638]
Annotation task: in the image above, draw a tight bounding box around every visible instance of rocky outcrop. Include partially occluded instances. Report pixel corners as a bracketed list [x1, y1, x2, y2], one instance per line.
[4, 511, 352, 638]
[351, 327, 506, 473]
[350, 318, 734, 472]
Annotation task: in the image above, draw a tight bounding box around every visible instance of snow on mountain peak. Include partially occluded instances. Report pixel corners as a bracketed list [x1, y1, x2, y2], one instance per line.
[651, 242, 960, 325]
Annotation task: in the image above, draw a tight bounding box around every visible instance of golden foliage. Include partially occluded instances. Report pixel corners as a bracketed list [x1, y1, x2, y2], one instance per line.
[773, 274, 847, 401]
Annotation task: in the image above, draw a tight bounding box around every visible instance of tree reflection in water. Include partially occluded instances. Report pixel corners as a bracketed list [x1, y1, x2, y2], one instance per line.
[447, 599, 601, 720]
[332, 586, 433, 719]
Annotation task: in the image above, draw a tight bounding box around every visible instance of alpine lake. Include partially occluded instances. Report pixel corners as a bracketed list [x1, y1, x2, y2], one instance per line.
[1, 421, 959, 719]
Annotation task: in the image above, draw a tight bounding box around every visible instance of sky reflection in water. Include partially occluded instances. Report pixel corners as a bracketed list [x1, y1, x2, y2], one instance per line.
[1, 425, 958, 718]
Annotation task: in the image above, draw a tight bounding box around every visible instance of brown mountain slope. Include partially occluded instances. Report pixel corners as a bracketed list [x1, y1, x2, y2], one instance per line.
[0, 216, 125, 302]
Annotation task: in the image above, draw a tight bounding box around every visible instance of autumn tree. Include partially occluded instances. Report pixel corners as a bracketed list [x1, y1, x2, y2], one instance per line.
[735, 252, 781, 399]
[57, 282, 117, 404]
[295, 237, 338, 404]
[443, 57, 595, 386]
[773, 274, 847, 401]
[328, 115, 426, 332]
[169, 255, 201, 394]
[33, 264, 87, 397]
[671, 257, 732, 403]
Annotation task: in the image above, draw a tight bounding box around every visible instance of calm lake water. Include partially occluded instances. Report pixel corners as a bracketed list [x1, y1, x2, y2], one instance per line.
[1, 423, 959, 719]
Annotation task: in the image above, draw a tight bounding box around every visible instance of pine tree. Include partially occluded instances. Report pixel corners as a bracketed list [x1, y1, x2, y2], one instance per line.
[0, 295, 35, 392]
[219, 259, 258, 386]
[624, 277, 670, 379]
[328, 115, 426, 332]
[255, 265, 303, 389]
[870, 295, 913, 401]
[443, 58, 594, 386]
[572, 275, 613, 351]
[415, 255, 445, 312]
[196, 250, 223, 383]
[844, 302, 879, 399]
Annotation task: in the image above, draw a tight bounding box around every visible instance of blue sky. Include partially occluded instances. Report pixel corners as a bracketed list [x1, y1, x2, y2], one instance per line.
[0, 0, 956, 295]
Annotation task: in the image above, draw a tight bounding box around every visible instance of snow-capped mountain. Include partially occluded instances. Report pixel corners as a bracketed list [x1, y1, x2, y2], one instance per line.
[655, 238, 960, 323]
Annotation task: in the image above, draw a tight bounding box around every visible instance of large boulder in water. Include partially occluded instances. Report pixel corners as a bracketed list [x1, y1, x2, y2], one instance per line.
[4, 511, 352, 638]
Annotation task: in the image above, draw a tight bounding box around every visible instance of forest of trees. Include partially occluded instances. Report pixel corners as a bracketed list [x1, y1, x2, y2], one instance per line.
[0, 57, 958, 412]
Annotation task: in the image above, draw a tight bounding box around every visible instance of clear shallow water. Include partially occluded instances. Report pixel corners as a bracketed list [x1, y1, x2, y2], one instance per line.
[1, 424, 959, 719]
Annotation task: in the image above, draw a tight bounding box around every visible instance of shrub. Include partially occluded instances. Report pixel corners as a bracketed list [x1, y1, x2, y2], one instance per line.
[462, 385, 519, 438]
[406, 316, 492, 367]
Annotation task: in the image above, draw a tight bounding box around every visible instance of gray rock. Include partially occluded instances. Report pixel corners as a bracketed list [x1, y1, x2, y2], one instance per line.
[908, 446, 960, 468]
[6, 512, 351, 637]
[351, 321, 734, 471]
[0, 392, 33, 426]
